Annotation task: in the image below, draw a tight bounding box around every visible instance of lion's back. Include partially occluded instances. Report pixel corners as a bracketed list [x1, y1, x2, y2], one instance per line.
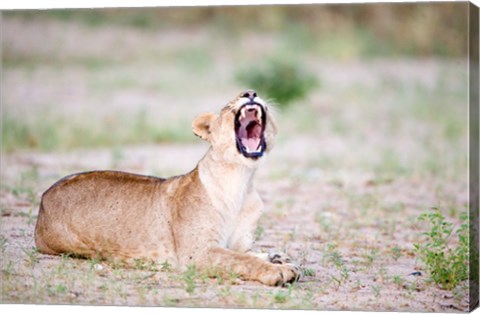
[34, 171, 177, 262]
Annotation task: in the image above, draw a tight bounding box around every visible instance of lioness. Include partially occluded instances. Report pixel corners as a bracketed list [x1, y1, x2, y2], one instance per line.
[34, 90, 300, 286]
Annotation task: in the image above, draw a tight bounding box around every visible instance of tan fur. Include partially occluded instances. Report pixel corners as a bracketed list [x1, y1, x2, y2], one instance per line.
[34, 91, 299, 286]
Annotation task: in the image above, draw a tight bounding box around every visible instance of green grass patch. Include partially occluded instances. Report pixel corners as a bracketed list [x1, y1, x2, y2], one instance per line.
[182, 265, 198, 294]
[323, 244, 350, 282]
[236, 56, 318, 109]
[2, 110, 195, 152]
[273, 285, 294, 304]
[414, 208, 468, 290]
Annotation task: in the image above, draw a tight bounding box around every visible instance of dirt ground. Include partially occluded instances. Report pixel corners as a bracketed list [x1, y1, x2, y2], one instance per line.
[1, 13, 471, 312]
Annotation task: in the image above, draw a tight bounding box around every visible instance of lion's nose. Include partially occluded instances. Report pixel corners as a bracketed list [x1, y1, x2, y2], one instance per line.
[241, 90, 257, 100]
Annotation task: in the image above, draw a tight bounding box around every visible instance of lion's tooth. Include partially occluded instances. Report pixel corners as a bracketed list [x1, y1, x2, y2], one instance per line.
[240, 108, 246, 119]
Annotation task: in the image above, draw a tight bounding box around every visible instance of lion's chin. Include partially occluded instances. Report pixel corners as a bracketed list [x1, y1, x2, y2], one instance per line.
[234, 102, 267, 159]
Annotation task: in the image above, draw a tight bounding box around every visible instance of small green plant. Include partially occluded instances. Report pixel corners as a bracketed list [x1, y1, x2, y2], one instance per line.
[414, 208, 468, 290]
[392, 275, 404, 287]
[133, 258, 157, 271]
[182, 265, 198, 294]
[301, 267, 316, 277]
[227, 270, 240, 283]
[219, 285, 232, 298]
[235, 291, 247, 305]
[2, 260, 14, 279]
[236, 57, 318, 109]
[371, 285, 381, 298]
[391, 246, 402, 261]
[323, 244, 350, 282]
[56, 283, 67, 294]
[22, 246, 39, 267]
[363, 249, 378, 268]
[18, 208, 37, 225]
[160, 260, 172, 272]
[273, 285, 293, 304]
[0, 236, 7, 253]
[273, 290, 289, 303]
[254, 226, 264, 241]
[5, 167, 40, 207]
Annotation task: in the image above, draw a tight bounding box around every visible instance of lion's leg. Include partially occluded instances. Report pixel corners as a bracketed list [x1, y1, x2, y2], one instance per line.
[227, 192, 262, 253]
[247, 251, 293, 264]
[246, 251, 269, 261]
[229, 192, 296, 267]
[199, 247, 299, 286]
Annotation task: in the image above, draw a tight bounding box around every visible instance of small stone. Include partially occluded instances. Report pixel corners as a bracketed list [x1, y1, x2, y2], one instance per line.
[94, 264, 104, 271]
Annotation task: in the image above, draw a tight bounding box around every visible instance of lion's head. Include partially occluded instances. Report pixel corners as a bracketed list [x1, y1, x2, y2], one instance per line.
[192, 90, 277, 166]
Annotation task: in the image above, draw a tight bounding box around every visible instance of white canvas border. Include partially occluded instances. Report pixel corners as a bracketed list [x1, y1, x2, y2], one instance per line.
[0, 0, 477, 10]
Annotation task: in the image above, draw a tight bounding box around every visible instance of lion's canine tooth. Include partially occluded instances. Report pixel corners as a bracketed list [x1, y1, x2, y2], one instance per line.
[240, 107, 246, 119]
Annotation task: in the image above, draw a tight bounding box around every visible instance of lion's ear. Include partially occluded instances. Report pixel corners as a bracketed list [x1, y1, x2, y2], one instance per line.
[192, 112, 217, 142]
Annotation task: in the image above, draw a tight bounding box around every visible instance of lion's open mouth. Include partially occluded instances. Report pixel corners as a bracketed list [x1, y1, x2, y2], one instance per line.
[235, 102, 266, 158]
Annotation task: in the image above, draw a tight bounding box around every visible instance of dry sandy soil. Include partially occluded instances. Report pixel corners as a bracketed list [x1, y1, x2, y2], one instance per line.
[1, 143, 471, 312]
[1, 14, 471, 312]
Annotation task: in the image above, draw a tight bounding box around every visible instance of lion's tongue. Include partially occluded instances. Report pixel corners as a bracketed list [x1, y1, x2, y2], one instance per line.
[241, 138, 260, 152]
[241, 122, 262, 152]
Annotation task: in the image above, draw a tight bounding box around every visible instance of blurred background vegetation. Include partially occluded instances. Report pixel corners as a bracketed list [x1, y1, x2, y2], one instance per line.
[6, 3, 468, 58]
[2, 2, 469, 171]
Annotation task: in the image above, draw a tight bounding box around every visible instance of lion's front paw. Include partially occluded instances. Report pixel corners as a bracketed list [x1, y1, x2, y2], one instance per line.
[258, 263, 301, 286]
[281, 263, 301, 284]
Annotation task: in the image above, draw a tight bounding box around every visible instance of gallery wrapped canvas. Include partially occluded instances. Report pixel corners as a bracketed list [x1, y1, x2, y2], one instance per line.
[1, 1, 478, 312]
